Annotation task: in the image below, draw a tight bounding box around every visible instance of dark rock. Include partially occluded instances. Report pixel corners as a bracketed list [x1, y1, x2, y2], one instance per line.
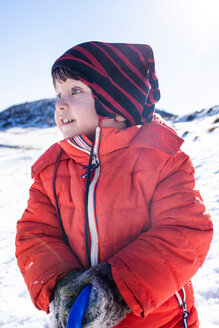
[208, 126, 217, 133]
[155, 109, 177, 120]
[182, 131, 189, 138]
[213, 117, 219, 124]
[0, 99, 56, 130]
[174, 105, 219, 123]
[187, 114, 196, 121]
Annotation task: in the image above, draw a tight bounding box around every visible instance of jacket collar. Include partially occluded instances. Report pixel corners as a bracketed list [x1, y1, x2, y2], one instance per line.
[60, 115, 183, 159]
[98, 116, 183, 157]
[32, 116, 183, 178]
[59, 135, 92, 165]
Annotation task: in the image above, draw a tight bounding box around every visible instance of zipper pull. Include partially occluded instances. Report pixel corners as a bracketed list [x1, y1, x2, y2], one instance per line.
[81, 154, 99, 178]
[92, 153, 99, 167]
[182, 300, 189, 328]
[175, 287, 190, 328]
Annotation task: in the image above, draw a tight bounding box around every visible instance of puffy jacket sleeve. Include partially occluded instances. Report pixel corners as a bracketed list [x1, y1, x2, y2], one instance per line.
[108, 150, 213, 318]
[15, 173, 82, 313]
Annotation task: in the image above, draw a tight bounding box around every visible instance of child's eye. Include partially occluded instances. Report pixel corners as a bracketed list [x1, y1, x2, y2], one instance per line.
[72, 88, 82, 95]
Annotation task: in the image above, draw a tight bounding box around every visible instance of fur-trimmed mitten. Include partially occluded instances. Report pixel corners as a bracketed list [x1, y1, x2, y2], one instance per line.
[50, 269, 84, 328]
[50, 263, 130, 328]
[66, 263, 130, 328]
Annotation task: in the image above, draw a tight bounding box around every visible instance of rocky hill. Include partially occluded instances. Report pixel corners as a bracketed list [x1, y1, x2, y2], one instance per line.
[0, 99, 56, 129]
[0, 99, 176, 130]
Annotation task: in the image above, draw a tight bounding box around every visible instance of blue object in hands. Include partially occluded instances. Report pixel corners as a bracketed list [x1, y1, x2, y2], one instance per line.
[67, 284, 92, 328]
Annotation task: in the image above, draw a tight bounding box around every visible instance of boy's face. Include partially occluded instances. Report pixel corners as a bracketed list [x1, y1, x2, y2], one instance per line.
[54, 78, 99, 140]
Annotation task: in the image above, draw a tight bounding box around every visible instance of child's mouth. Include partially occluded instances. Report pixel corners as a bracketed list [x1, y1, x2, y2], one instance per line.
[61, 118, 75, 125]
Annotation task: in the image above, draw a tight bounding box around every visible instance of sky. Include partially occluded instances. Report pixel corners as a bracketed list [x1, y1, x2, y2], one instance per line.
[0, 0, 218, 115]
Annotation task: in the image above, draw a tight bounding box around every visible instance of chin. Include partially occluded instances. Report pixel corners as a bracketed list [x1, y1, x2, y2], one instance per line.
[64, 134, 76, 139]
[61, 130, 76, 139]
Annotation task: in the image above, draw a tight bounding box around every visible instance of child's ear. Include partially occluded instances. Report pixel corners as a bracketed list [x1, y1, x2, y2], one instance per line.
[115, 115, 126, 122]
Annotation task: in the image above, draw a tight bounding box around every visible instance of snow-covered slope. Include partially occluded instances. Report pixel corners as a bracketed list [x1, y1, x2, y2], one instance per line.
[0, 105, 218, 327]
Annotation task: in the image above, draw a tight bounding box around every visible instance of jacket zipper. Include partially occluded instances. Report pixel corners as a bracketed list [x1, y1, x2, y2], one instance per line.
[175, 287, 189, 328]
[68, 134, 101, 267]
[87, 128, 101, 266]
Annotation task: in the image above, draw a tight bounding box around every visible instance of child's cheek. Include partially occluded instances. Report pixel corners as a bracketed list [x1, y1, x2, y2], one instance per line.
[54, 110, 61, 130]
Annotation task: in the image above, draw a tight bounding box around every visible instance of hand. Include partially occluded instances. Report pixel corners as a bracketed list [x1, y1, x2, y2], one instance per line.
[49, 270, 84, 328]
[76, 263, 130, 328]
[49, 264, 130, 328]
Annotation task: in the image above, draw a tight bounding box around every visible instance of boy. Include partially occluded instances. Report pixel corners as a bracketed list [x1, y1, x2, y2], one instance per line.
[16, 41, 213, 328]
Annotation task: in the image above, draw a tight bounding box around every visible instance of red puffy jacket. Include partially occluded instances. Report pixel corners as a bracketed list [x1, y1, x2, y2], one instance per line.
[16, 117, 213, 327]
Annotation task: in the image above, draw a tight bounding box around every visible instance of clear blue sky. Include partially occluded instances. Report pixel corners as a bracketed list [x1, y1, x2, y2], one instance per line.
[1, 0, 218, 115]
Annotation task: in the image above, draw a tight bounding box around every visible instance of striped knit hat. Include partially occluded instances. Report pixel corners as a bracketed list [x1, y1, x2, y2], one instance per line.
[52, 41, 160, 125]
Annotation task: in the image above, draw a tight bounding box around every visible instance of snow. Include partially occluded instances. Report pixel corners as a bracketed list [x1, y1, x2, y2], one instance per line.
[0, 110, 218, 327]
[172, 111, 219, 327]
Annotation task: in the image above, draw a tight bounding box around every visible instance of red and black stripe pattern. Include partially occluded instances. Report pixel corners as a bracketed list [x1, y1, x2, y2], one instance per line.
[52, 41, 160, 125]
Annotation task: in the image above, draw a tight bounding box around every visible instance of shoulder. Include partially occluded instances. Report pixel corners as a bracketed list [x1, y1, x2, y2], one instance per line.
[31, 143, 66, 178]
[131, 114, 184, 157]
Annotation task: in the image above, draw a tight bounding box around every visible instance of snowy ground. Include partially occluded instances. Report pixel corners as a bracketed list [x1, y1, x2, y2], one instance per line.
[0, 112, 218, 327]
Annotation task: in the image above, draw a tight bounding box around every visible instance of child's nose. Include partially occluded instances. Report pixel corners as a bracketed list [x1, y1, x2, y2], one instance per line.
[56, 99, 69, 111]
